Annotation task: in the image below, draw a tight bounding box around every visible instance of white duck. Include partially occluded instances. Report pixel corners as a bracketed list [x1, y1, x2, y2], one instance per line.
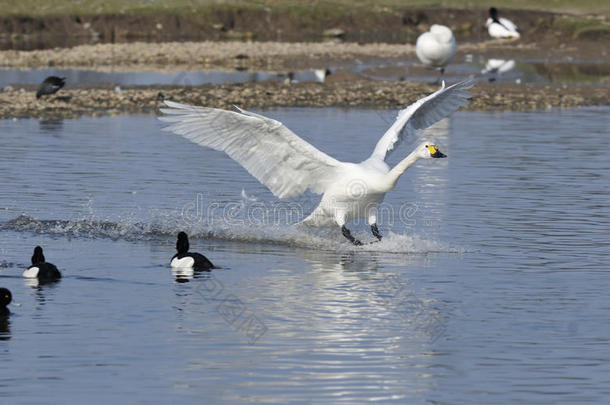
[160, 80, 474, 245]
[486, 7, 520, 39]
[415, 24, 457, 79]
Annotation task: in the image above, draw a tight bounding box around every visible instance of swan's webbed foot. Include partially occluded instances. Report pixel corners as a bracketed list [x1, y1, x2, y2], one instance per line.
[371, 224, 382, 241]
[341, 225, 363, 246]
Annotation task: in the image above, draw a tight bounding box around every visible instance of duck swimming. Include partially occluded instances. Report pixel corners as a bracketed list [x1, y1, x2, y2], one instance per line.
[171, 232, 215, 270]
[23, 246, 61, 281]
[0, 287, 10, 317]
[0, 288, 11, 308]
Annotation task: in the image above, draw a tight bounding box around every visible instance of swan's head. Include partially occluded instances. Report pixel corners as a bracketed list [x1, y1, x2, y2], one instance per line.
[417, 142, 447, 159]
[489, 7, 498, 19]
[430, 24, 454, 43]
[176, 232, 190, 254]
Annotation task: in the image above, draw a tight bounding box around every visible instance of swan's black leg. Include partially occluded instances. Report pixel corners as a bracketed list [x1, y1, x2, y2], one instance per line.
[371, 224, 382, 241]
[341, 225, 362, 246]
[433, 68, 443, 85]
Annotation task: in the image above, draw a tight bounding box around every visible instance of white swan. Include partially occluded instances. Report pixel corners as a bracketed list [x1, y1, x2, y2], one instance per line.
[415, 24, 456, 78]
[160, 80, 474, 245]
[486, 7, 520, 39]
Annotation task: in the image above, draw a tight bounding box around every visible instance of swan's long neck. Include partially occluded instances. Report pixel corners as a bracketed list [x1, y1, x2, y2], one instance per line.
[387, 150, 421, 185]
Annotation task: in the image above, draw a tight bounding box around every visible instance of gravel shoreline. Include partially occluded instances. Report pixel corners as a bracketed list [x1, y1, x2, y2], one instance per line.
[0, 41, 414, 70]
[0, 40, 537, 71]
[0, 41, 606, 119]
[1, 80, 606, 120]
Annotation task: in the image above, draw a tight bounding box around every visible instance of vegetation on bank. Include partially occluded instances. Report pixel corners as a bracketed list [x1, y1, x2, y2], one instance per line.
[0, 0, 608, 17]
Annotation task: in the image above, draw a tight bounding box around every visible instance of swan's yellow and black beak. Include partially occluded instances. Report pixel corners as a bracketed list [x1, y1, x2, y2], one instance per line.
[427, 145, 447, 158]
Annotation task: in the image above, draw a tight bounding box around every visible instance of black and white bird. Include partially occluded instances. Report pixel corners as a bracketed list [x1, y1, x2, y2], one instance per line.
[170, 232, 215, 270]
[0, 287, 11, 316]
[486, 7, 520, 39]
[23, 246, 62, 281]
[0, 288, 11, 308]
[36, 76, 66, 99]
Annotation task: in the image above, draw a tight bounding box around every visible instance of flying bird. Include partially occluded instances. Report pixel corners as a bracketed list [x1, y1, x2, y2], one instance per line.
[36, 76, 66, 99]
[160, 80, 474, 245]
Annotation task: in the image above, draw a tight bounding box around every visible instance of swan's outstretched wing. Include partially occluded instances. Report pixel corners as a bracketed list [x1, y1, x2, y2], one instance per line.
[371, 80, 474, 160]
[159, 101, 342, 199]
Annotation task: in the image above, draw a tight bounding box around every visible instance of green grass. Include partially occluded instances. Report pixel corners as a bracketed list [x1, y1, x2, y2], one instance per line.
[555, 15, 610, 38]
[0, 0, 608, 17]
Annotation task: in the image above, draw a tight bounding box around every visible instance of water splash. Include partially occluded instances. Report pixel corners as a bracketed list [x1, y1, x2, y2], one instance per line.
[1, 213, 464, 254]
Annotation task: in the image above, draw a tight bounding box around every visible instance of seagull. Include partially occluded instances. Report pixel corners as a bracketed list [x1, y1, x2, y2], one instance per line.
[160, 80, 474, 245]
[36, 76, 66, 99]
[415, 24, 457, 80]
[486, 7, 520, 39]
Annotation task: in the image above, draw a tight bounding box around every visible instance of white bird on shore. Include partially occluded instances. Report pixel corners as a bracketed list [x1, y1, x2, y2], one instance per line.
[415, 24, 456, 80]
[160, 80, 474, 245]
[486, 7, 520, 39]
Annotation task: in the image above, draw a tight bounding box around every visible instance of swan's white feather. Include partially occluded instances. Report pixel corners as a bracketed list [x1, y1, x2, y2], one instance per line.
[160, 101, 342, 199]
[371, 79, 474, 160]
[415, 24, 456, 69]
[160, 80, 474, 234]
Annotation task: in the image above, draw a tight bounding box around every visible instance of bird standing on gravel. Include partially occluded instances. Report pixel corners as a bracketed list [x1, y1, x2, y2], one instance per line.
[415, 24, 456, 81]
[36, 76, 66, 99]
[486, 7, 520, 39]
